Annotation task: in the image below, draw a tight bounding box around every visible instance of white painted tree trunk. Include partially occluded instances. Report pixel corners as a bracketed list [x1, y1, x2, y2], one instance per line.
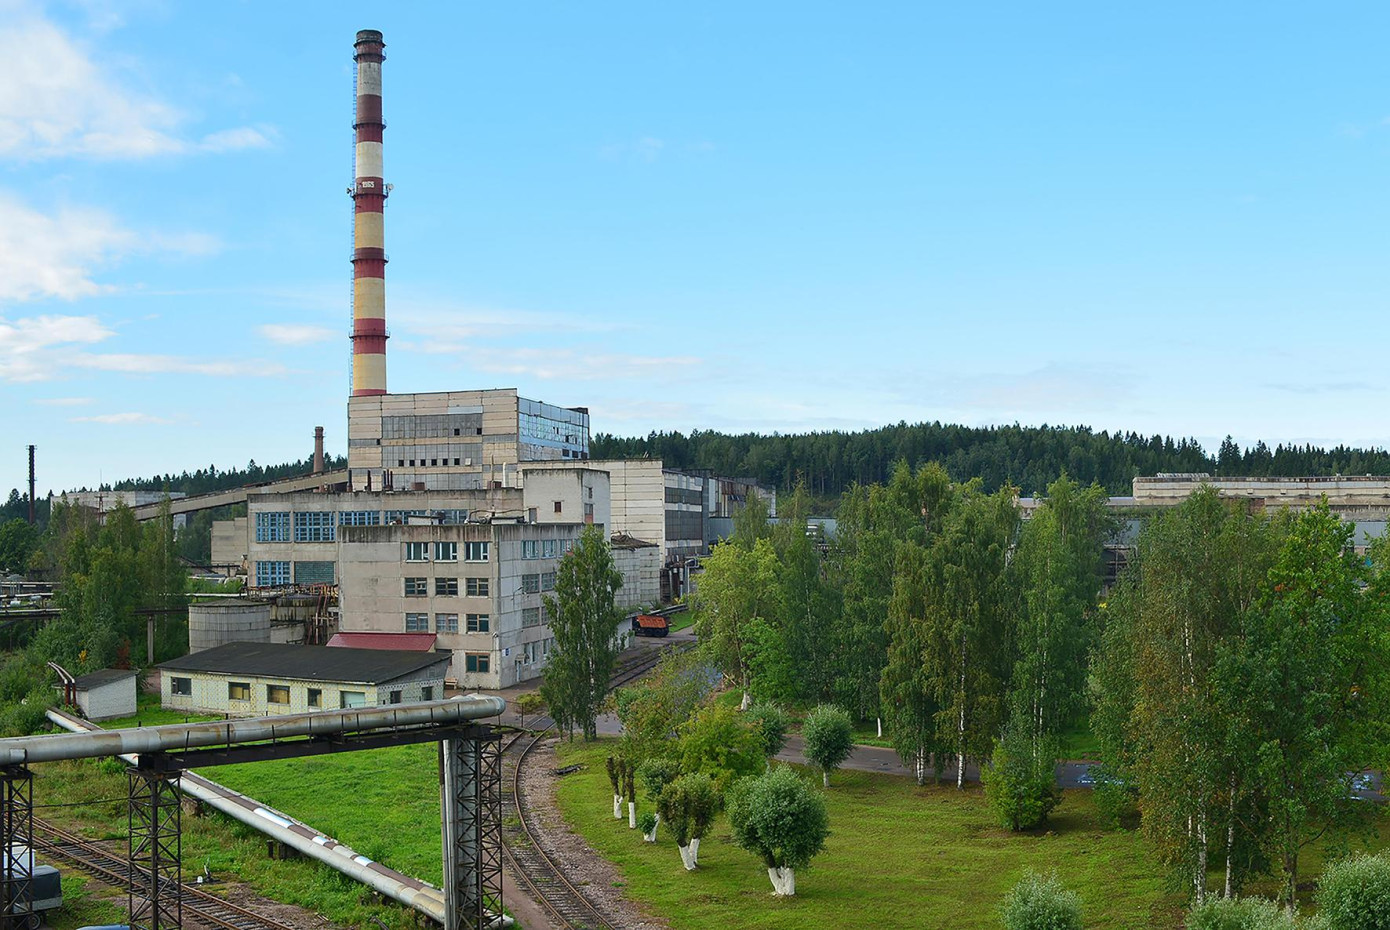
[678, 843, 697, 871]
[876, 717, 882, 738]
[767, 866, 796, 896]
[822, 769, 829, 788]
[628, 801, 636, 829]
[644, 814, 659, 843]
[914, 747, 926, 786]
[741, 690, 751, 711]
[612, 795, 622, 819]
[690, 836, 701, 864]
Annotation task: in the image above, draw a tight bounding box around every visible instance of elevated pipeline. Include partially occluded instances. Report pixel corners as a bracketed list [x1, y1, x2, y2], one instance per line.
[44, 705, 513, 927]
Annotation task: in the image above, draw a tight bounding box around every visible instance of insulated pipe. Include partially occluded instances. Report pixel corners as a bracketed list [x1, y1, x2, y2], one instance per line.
[351, 29, 388, 397]
[45, 709, 450, 922]
[2, 697, 505, 765]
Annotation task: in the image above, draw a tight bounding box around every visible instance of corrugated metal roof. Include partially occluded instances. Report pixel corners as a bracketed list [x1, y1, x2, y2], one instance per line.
[157, 642, 449, 685]
[326, 632, 439, 652]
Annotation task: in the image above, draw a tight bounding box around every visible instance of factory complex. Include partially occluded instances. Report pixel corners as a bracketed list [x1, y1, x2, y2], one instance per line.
[165, 32, 773, 692]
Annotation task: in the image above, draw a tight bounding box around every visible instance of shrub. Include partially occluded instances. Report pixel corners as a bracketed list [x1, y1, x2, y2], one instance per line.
[801, 704, 853, 787]
[677, 702, 764, 789]
[982, 729, 1061, 831]
[745, 702, 789, 761]
[1315, 853, 1390, 930]
[1187, 896, 1299, 930]
[1000, 871, 1082, 930]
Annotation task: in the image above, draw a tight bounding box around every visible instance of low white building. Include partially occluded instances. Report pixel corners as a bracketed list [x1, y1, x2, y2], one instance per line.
[157, 642, 450, 716]
[61, 669, 138, 721]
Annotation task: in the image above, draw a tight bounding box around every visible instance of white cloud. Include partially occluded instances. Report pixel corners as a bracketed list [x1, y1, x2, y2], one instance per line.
[258, 323, 336, 346]
[199, 126, 275, 153]
[0, 311, 287, 382]
[0, 194, 136, 301]
[473, 347, 700, 381]
[69, 411, 171, 425]
[35, 396, 92, 406]
[0, 191, 221, 306]
[0, 313, 112, 380]
[0, 6, 272, 160]
[598, 136, 667, 163]
[72, 353, 286, 377]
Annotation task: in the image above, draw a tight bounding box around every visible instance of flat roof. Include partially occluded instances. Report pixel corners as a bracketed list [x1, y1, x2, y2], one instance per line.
[158, 642, 449, 686]
[326, 632, 438, 652]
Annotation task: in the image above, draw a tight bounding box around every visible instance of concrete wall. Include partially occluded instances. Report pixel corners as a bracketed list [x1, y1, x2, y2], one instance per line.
[76, 677, 137, 721]
[520, 466, 611, 529]
[211, 517, 248, 566]
[1133, 475, 1390, 511]
[612, 544, 660, 609]
[160, 664, 447, 716]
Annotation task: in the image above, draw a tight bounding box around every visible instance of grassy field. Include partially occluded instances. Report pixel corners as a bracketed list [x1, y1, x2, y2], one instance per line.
[553, 738, 1183, 930]
[32, 737, 444, 929]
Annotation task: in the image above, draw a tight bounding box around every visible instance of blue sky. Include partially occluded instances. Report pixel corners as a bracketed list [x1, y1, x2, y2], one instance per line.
[4, 1, 1390, 495]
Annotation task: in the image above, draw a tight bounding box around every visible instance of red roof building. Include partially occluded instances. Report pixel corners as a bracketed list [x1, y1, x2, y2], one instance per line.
[326, 631, 439, 652]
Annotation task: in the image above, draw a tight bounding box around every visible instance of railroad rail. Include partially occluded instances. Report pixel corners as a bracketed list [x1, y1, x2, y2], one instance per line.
[498, 639, 679, 929]
[32, 817, 302, 930]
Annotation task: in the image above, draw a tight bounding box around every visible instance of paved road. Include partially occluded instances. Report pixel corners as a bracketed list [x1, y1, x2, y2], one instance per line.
[776, 735, 1099, 789]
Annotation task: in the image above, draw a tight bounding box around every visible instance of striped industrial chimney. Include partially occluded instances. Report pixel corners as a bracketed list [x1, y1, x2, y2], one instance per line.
[351, 29, 388, 396]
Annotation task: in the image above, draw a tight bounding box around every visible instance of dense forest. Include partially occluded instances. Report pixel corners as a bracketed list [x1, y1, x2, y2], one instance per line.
[591, 425, 1390, 498]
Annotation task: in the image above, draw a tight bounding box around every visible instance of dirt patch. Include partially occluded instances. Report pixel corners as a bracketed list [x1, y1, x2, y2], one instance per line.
[518, 736, 669, 930]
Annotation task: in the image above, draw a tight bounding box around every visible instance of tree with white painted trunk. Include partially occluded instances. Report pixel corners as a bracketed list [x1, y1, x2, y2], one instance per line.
[621, 757, 638, 828]
[657, 773, 720, 871]
[726, 766, 829, 897]
[801, 704, 853, 788]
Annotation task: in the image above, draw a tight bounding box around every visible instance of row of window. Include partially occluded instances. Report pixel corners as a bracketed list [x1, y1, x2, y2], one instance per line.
[404, 577, 490, 597]
[255, 510, 475, 542]
[405, 612, 489, 633]
[521, 539, 574, 560]
[404, 541, 489, 562]
[253, 560, 336, 586]
[170, 676, 432, 707]
[521, 637, 555, 665]
[520, 572, 556, 594]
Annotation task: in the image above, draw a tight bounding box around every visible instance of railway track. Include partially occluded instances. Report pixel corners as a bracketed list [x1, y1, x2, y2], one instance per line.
[499, 639, 679, 929]
[32, 817, 302, 930]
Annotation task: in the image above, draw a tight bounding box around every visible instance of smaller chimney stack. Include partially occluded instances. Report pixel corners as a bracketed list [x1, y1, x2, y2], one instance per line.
[313, 427, 325, 475]
[27, 445, 35, 524]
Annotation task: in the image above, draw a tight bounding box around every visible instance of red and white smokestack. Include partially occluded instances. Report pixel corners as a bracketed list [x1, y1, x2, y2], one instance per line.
[351, 29, 388, 397]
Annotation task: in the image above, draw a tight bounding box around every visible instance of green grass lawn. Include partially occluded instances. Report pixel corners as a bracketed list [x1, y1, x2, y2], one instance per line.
[32, 742, 444, 930]
[553, 738, 1184, 929]
[667, 608, 697, 633]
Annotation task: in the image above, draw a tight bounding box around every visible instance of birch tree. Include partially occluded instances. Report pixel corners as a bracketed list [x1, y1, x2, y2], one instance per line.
[693, 538, 780, 708]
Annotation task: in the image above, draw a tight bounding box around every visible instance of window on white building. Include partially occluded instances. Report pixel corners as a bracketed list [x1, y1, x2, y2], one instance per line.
[436, 613, 459, 633]
[522, 574, 540, 594]
[405, 542, 430, 562]
[404, 577, 428, 597]
[522, 607, 541, 629]
[405, 612, 429, 632]
[170, 677, 192, 696]
[466, 613, 490, 633]
[465, 541, 490, 562]
[436, 577, 458, 596]
[466, 577, 489, 597]
[540, 571, 556, 592]
[435, 541, 458, 562]
[465, 653, 490, 673]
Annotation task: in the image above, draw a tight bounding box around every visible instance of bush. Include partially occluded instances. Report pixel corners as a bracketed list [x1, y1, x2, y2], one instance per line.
[726, 766, 829, 893]
[637, 811, 658, 836]
[1187, 896, 1299, 930]
[983, 730, 1061, 832]
[802, 704, 853, 786]
[1000, 871, 1082, 930]
[1315, 853, 1390, 930]
[745, 702, 789, 761]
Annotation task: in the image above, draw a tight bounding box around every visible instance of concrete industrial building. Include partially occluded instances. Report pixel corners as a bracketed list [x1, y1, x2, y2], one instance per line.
[58, 669, 137, 722]
[158, 641, 450, 715]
